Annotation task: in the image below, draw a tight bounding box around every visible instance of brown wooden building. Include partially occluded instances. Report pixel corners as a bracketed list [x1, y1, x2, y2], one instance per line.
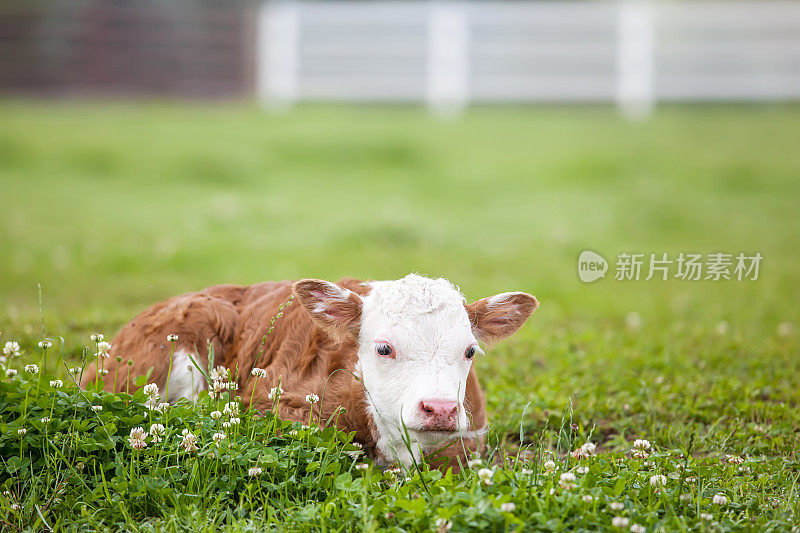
[0, 0, 255, 98]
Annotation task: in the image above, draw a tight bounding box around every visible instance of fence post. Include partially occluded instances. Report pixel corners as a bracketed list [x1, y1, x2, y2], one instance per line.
[257, 0, 299, 109]
[616, 0, 655, 119]
[427, 1, 469, 117]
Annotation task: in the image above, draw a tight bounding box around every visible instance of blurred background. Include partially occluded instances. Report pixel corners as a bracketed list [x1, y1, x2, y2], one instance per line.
[0, 0, 798, 346]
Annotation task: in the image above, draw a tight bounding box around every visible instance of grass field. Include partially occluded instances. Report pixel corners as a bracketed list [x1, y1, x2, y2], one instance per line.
[0, 102, 799, 531]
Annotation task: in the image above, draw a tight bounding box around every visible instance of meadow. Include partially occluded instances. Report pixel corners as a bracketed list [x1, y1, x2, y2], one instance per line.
[0, 102, 798, 531]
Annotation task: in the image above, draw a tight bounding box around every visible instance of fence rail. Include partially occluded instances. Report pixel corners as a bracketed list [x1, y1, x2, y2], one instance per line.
[257, 0, 800, 116]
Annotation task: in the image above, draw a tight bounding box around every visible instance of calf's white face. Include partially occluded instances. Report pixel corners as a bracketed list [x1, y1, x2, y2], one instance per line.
[359, 276, 478, 438]
[294, 274, 538, 463]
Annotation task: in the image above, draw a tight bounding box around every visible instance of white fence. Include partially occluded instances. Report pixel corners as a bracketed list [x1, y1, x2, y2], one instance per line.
[256, 0, 800, 116]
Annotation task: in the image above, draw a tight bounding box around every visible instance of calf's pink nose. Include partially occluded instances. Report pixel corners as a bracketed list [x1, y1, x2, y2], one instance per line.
[419, 399, 459, 430]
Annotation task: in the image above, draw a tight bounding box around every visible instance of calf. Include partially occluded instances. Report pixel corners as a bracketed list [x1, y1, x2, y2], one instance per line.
[82, 274, 538, 468]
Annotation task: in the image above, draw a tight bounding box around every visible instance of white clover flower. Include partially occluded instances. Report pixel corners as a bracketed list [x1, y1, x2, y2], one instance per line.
[229, 417, 241, 425]
[630, 524, 646, 533]
[576, 466, 589, 474]
[725, 454, 744, 465]
[6, 368, 18, 378]
[738, 466, 751, 474]
[212, 432, 226, 444]
[69, 366, 82, 374]
[222, 421, 231, 429]
[251, 367, 267, 378]
[96, 341, 111, 356]
[10, 503, 20, 511]
[582, 495, 594, 503]
[609, 502, 624, 511]
[288, 429, 298, 437]
[268, 386, 284, 401]
[180, 431, 198, 452]
[351, 442, 363, 449]
[612, 517, 629, 528]
[477, 467, 493, 479]
[700, 513, 713, 521]
[649, 474, 666, 486]
[38, 340, 52, 349]
[155, 402, 170, 412]
[90, 333, 104, 343]
[17, 428, 26, 437]
[477, 468, 494, 485]
[559, 472, 577, 490]
[248, 466, 263, 477]
[305, 393, 320, 404]
[95, 351, 109, 359]
[571, 442, 597, 459]
[223, 401, 239, 417]
[166, 334, 179, 342]
[499, 502, 516, 512]
[543, 460, 556, 473]
[3, 341, 20, 357]
[521, 468, 533, 475]
[685, 476, 697, 483]
[143, 383, 159, 399]
[632, 439, 651, 458]
[467, 458, 483, 468]
[149, 424, 165, 443]
[41, 417, 50, 424]
[434, 518, 452, 531]
[355, 463, 369, 471]
[225, 381, 239, 391]
[209, 366, 228, 383]
[712, 493, 728, 505]
[49, 379, 63, 388]
[24, 364, 39, 374]
[210, 410, 222, 420]
[128, 427, 148, 450]
[0, 356, 5, 365]
[91, 405, 103, 412]
[209, 380, 226, 399]
[100, 369, 109, 375]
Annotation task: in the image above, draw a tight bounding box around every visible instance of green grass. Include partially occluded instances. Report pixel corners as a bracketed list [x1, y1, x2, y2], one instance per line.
[0, 101, 799, 530]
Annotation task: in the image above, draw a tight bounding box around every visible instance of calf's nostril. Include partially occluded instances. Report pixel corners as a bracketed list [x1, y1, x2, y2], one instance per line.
[419, 399, 459, 420]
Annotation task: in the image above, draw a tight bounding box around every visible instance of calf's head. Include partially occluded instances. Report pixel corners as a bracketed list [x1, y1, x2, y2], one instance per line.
[294, 274, 538, 456]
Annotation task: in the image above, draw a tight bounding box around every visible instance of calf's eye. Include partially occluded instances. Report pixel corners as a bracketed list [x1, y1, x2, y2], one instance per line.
[375, 342, 395, 359]
[465, 345, 476, 360]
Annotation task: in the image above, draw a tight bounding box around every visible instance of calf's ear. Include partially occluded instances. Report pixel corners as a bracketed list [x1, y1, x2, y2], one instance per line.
[293, 279, 363, 339]
[465, 292, 539, 345]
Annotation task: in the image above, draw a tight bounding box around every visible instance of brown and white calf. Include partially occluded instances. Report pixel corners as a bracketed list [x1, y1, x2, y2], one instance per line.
[82, 274, 538, 468]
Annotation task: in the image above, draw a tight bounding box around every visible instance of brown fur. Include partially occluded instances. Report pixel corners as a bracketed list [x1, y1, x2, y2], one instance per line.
[466, 292, 539, 345]
[83, 278, 487, 469]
